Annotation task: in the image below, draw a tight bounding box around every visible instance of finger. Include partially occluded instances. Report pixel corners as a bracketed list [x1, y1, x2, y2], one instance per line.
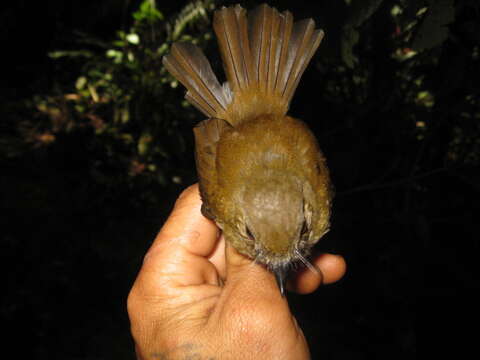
[288, 254, 347, 294]
[153, 184, 219, 257]
[139, 184, 220, 290]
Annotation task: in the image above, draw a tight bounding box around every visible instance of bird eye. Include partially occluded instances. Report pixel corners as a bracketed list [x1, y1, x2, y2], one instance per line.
[300, 220, 309, 237]
[246, 226, 254, 240]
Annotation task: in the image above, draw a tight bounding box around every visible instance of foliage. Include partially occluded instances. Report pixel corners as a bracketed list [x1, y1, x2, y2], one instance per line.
[13, 0, 215, 191]
[9, 0, 478, 193]
[327, 0, 479, 176]
[2, 1, 479, 357]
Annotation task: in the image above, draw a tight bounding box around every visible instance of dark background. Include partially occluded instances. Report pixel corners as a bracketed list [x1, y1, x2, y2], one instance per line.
[2, 0, 478, 358]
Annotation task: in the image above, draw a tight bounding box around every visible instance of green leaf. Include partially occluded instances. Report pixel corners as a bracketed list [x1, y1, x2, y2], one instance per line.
[138, 134, 153, 155]
[126, 33, 140, 45]
[106, 49, 120, 58]
[48, 50, 93, 59]
[133, 0, 164, 23]
[412, 0, 455, 51]
[113, 40, 126, 47]
[341, 25, 360, 68]
[75, 76, 87, 90]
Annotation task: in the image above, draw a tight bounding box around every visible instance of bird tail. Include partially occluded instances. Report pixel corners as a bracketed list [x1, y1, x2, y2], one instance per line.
[162, 42, 231, 119]
[163, 4, 324, 125]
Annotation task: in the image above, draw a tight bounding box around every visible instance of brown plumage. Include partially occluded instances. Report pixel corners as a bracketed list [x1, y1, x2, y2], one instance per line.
[163, 3, 332, 296]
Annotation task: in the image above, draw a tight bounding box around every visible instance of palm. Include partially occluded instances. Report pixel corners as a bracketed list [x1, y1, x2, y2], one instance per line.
[128, 185, 345, 360]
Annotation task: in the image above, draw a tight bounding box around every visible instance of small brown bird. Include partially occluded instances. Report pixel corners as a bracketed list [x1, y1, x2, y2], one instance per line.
[163, 3, 332, 295]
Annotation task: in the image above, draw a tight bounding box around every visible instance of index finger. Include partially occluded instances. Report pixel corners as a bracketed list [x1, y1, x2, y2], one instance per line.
[150, 184, 219, 257]
[140, 184, 220, 289]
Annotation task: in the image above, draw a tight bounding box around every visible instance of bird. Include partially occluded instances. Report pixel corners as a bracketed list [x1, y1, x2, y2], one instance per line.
[163, 3, 332, 296]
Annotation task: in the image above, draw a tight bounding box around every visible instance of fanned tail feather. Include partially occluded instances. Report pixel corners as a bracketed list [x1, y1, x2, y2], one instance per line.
[214, 5, 254, 92]
[163, 3, 324, 125]
[282, 20, 324, 104]
[162, 43, 228, 119]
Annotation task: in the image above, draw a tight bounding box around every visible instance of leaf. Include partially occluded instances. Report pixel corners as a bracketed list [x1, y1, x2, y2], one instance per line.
[341, 0, 385, 68]
[346, 0, 385, 27]
[126, 33, 140, 45]
[170, 0, 211, 41]
[75, 76, 87, 90]
[412, 0, 455, 51]
[133, 0, 164, 23]
[48, 50, 93, 59]
[138, 134, 153, 155]
[341, 25, 360, 68]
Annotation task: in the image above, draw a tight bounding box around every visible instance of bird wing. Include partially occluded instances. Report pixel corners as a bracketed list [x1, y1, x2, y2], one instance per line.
[193, 117, 232, 221]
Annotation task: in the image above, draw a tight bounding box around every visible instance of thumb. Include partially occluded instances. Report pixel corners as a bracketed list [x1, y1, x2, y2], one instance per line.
[224, 240, 284, 301]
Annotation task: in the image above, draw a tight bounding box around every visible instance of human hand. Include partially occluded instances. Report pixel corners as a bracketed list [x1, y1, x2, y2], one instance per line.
[127, 185, 346, 360]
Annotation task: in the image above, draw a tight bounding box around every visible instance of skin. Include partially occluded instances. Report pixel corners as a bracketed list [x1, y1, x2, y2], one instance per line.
[127, 184, 346, 360]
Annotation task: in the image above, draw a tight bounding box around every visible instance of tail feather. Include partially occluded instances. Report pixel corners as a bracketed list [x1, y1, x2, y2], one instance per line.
[248, 4, 273, 91]
[233, 5, 256, 88]
[162, 43, 227, 118]
[214, 5, 253, 91]
[282, 19, 324, 104]
[274, 10, 294, 96]
[163, 4, 324, 124]
[184, 91, 213, 118]
[266, 7, 282, 94]
[286, 28, 324, 104]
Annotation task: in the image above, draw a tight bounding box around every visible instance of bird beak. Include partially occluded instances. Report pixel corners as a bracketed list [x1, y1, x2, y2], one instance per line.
[273, 266, 288, 297]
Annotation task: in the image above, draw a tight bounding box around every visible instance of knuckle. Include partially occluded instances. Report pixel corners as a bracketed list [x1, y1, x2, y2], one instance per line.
[177, 184, 199, 202]
[126, 284, 142, 320]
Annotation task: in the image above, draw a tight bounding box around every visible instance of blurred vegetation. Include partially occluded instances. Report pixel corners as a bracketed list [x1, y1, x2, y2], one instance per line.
[5, 0, 478, 186]
[2, 0, 479, 358]
[5, 0, 216, 199]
